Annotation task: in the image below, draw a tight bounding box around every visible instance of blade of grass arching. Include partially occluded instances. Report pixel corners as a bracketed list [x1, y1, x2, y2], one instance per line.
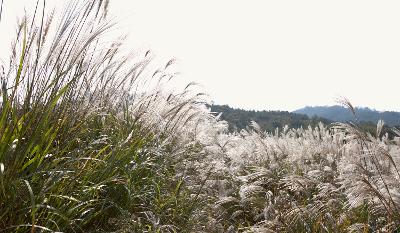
[0, 108, 18, 163]
[20, 124, 58, 173]
[20, 84, 70, 172]
[23, 180, 37, 233]
[47, 82, 71, 111]
[0, 81, 10, 136]
[9, 113, 41, 167]
[0, 99, 10, 137]
[16, 111, 30, 133]
[14, 82, 67, 172]
[21, 144, 41, 171]
[94, 145, 111, 159]
[0, 128, 11, 161]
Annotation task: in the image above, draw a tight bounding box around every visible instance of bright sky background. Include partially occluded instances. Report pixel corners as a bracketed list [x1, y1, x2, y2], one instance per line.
[1, 0, 400, 111]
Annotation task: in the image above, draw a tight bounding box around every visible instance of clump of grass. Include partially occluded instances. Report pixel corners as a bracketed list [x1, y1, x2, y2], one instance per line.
[197, 119, 400, 232]
[2, 0, 400, 232]
[0, 0, 208, 232]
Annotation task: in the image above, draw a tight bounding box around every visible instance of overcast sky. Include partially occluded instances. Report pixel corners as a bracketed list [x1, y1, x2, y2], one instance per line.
[1, 0, 399, 111]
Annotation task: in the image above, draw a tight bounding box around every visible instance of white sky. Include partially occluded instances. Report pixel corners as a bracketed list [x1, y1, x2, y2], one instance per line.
[1, 0, 400, 111]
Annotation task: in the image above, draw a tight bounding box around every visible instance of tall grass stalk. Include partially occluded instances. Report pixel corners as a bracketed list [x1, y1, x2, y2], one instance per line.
[0, 0, 208, 232]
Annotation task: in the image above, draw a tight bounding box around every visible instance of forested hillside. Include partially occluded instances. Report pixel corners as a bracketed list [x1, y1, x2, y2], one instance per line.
[295, 105, 400, 126]
[210, 105, 331, 132]
[211, 104, 399, 139]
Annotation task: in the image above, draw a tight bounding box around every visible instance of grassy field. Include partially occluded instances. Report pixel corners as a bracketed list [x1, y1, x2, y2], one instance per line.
[1, 1, 400, 232]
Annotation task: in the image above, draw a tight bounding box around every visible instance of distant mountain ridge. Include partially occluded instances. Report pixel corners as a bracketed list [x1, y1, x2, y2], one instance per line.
[294, 105, 400, 126]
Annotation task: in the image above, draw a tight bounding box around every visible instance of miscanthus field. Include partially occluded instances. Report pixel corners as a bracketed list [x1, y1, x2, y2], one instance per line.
[1, 1, 400, 232]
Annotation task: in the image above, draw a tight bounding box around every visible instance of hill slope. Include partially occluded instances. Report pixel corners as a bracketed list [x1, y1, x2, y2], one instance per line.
[294, 105, 400, 126]
[210, 105, 332, 132]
